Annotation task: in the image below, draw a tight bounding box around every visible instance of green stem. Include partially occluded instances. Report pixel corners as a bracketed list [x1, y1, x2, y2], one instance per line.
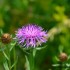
[13, 46, 16, 70]
[8, 53, 11, 70]
[7, 45, 11, 70]
[29, 53, 34, 70]
[25, 48, 36, 70]
[29, 49, 36, 70]
[59, 62, 63, 70]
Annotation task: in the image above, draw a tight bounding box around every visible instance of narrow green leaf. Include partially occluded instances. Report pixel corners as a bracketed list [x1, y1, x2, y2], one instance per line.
[65, 68, 69, 70]
[68, 55, 70, 60]
[36, 45, 47, 50]
[3, 51, 9, 60]
[0, 42, 6, 51]
[0, 47, 6, 51]
[0, 29, 3, 35]
[25, 55, 30, 70]
[59, 45, 64, 53]
[20, 47, 30, 54]
[3, 60, 9, 70]
[11, 56, 18, 69]
[54, 56, 59, 61]
[10, 42, 16, 51]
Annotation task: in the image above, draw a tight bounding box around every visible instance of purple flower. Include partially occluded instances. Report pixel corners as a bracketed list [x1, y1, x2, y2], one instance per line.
[15, 24, 48, 48]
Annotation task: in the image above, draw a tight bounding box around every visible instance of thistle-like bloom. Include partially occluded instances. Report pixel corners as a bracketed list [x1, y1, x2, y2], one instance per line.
[15, 24, 47, 48]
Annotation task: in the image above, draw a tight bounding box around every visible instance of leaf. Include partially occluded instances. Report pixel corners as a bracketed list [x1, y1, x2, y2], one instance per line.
[25, 55, 30, 70]
[65, 68, 69, 70]
[0, 29, 3, 35]
[58, 45, 64, 53]
[0, 48, 5, 51]
[19, 47, 30, 54]
[36, 45, 47, 50]
[11, 56, 18, 69]
[3, 51, 9, 60]
[0, 47, 6, 51]
[10, 42, 16, 51]
[23, 49, 30, 54]
[54, 56, 59, 61]
[3, 60, 9, 70]
[0, 43, 6, 51]
[68, 55, 70, 60]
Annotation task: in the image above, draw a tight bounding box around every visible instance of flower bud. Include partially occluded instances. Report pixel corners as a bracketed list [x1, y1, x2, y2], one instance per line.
[1, 33, 12, 44]
[59, 53, 68, 62]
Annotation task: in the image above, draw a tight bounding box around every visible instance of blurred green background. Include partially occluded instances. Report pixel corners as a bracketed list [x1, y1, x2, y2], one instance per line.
[0, 0, 70, 70]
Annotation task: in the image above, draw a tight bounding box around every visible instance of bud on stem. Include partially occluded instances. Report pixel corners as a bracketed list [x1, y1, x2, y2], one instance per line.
[59, 53, 68, 62]
[1, 33, 12, 44]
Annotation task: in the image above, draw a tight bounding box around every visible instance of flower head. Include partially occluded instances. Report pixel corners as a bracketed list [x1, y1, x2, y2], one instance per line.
[15, 24, 47, 48]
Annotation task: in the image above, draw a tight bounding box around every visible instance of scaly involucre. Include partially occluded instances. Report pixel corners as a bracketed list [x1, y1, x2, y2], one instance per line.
[16, 24, 47, 48]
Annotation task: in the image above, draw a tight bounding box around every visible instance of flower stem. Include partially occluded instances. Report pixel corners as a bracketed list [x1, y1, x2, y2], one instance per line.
[8, 54, 11, 70]
[29, 53, 34, 70]
[7, 45, 11, 70]
[13, 46, 16, 70]
[25, 48, 36, 70]
[59, 62, 63, 70]
[29, 49, 36, 70]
